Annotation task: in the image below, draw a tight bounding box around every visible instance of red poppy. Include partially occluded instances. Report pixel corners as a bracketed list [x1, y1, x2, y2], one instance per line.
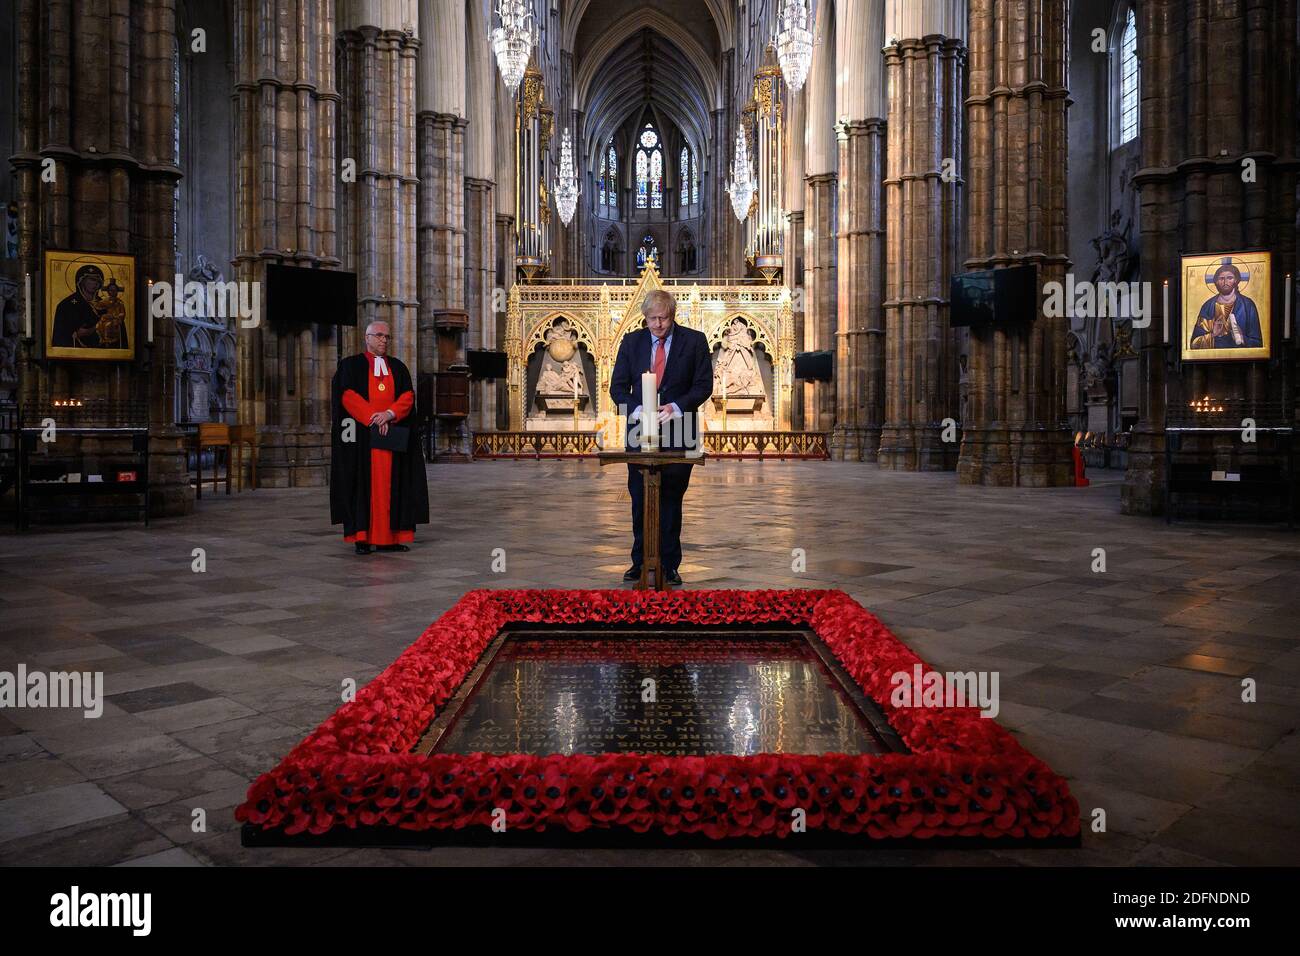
[236, 589, 1080, 843]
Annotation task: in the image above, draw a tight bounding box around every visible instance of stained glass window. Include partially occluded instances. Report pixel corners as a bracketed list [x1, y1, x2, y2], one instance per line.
[680, 147, 690, 207]
[602, 143, 618, 208]
[636, 233, 658, 270]
[1118, 8, 1139, 145]
[635, 123, 663, 210]
[649, 150, 663, 209]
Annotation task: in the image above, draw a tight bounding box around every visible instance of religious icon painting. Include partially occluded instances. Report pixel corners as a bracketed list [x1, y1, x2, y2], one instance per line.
[1180, 250, 1272, 362]
[43, 249, 137, 361]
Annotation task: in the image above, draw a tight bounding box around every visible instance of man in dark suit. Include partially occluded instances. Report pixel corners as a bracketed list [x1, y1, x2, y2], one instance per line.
[609, 289, 712, 585]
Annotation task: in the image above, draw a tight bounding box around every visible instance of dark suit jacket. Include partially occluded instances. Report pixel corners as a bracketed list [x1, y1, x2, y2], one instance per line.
[609, 323, 713, 451]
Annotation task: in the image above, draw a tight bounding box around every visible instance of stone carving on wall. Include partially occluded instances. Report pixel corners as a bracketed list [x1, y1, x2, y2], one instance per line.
[174, 255, 237, 424]
[1072, 155, 1143, 439]
[713, 317, 767, 412]
[0, 278, 19, 398]
[533, 318, 589, 415]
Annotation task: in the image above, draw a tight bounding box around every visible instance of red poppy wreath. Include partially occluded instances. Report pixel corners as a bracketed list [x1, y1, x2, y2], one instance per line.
[236, 589, 1080, 841]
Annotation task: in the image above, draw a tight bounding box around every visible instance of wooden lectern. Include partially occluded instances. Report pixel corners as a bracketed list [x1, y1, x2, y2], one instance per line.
[597, 449, 705, 591]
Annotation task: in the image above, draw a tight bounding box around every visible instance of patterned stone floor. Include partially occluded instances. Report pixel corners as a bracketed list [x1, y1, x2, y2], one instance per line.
[1, 460, 1297, 867]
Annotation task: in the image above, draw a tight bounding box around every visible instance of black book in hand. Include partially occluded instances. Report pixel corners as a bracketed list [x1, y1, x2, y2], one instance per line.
[369, 423, 409, 451]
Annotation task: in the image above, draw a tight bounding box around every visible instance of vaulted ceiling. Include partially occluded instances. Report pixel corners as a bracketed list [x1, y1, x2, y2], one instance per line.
[580, 29, 713, 177]
[566, 0, 724, 179]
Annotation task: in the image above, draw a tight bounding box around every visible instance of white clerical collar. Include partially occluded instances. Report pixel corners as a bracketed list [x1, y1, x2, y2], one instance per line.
[371, 354, 389, 377]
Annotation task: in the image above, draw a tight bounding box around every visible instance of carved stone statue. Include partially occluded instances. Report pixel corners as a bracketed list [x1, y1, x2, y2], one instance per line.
[1090, 209, 1134, 286]
[714, 318, 764, 398]
[1084, 341, 1113, 394]
[534, 318, 588, 410]
[0, 279, 19, 393]
[174, 255, 237, 422]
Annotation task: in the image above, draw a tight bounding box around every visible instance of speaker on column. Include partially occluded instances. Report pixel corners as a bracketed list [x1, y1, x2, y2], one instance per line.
[794, 349, 834, 382]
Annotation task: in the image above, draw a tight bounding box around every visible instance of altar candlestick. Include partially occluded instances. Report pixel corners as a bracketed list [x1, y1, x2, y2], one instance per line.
[146, 278, 154, 343]
[1286, 274, 1293, 341]
[721, 372, 728, 432]
[640, 370, 658, 449]
[1162, 279, 1170, 345]
[24, 272, 32, 338]
[573, 373, 580, 432]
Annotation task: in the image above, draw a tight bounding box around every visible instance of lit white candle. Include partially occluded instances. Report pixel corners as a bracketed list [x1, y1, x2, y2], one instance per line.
[1162, 279, 1170, 345]
[1286, 274, 1293, 341]
[146, 278, 154, 343]
[24, 272, 32, 338]
[640, 370, 658, 449]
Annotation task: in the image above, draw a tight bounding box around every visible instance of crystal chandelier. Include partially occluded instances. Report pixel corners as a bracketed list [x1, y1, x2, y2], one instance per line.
[491, 1, 537, 95]
[774, 0, 814, 94]
[725, 126, 755, 222]
[554, 128, 579, 227]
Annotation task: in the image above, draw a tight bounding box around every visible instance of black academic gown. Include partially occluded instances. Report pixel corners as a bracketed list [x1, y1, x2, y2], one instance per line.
[329, 353, 430, 538]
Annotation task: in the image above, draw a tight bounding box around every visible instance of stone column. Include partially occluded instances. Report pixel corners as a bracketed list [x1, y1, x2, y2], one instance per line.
[1122, 0, 1299, 514]
[231, 0, 340, 488]
[464, 0, 497, 434]
[494, 77, 516, 431]
[414, 0, 467, 456]
[340, 21, 419, 373]
[832, 0, 886, 460]
[957, 0, 1073, 486]
[785, 91, 806, 372]
[14, 0, 191, 513]
[801, 0, 836, 432]
[713, 49, 740, 276]
[880, 6, 966, 471]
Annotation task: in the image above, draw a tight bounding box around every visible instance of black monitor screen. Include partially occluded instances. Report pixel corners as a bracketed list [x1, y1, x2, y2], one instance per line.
[950, 265, 1038, 327]
[951, 271, 997, 327]
[467, 349, 509, 379]
[265, 264, 358, 327]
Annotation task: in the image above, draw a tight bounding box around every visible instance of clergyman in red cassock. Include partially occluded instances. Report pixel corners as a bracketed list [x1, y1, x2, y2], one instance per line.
[329, 321, 429, 554]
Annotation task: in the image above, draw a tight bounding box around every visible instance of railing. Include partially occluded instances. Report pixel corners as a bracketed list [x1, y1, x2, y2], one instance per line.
[472, 431, 602, 458]
[471, 431, 831, 460]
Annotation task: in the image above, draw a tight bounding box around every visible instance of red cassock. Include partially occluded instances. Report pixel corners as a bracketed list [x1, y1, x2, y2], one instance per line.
[340, 352, 415, 546]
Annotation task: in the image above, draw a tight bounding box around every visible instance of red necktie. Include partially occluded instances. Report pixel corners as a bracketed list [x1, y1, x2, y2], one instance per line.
[652, 336, 666, 389]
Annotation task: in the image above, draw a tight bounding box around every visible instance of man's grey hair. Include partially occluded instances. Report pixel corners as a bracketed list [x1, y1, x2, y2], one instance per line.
[640, 289, 677, 318]
[364, 320, 390, 336]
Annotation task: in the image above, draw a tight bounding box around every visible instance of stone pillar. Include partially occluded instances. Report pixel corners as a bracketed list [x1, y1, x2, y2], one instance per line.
[340, 22, 419, 372]
[14, 0, 191, 514]
[832, 0, 886, 460]
[232, 0, 342, 488]
[494, 78, 516, 431]
[713, 49, 740, 276]
[803, 174, 837, 430]
[801, 0, 837, 432]
[1122, 0, 1299, 514]
[957, 0, 1073, 486]
[414, 0, 467, 456]
[880, 14, 966, 471]
[464, 0, 497, 434]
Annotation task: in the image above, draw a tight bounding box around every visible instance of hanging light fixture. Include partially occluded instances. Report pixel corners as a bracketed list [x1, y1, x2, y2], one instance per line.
[554, 128, 579, 226]
[725, 126, 755, 222]
[774, 0, 814, 94]
[491, 0, 538, 95]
